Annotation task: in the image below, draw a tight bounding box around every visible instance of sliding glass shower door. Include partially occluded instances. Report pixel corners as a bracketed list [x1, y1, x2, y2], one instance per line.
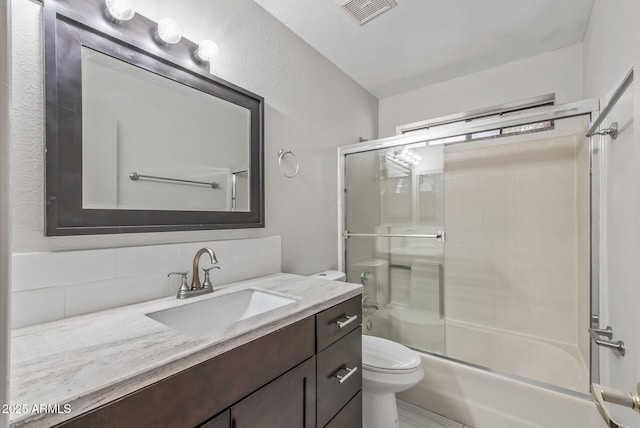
[344, 143, 446, 353]
[341, 101, 599, 395]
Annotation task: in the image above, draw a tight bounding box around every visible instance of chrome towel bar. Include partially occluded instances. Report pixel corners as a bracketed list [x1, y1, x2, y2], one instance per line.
[129, 172, 221, 189]
[589, 326, 625, 356]
[343, 231, 445, 241]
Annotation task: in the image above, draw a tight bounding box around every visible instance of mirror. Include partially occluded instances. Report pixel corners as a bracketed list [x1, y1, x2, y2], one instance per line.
[82, 48, 251, 212]
[44, 0, 264, 235]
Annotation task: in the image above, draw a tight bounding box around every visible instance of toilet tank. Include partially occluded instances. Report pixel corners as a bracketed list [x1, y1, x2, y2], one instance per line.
[309, 270, 346, 281]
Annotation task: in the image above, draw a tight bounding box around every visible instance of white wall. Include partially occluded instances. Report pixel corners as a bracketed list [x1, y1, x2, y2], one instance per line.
[1, 0, 12, 424]
[583, 0, 640, 425]
[378, 43, 584, 138]
[82, 50, 249, 211]
[10, 0, 377, 278]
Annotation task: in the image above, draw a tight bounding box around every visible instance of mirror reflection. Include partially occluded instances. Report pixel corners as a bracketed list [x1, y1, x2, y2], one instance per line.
[81, 47, 250, 212]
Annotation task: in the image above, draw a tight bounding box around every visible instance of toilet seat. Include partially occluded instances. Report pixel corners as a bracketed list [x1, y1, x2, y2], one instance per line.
[362, 335, 421, 373]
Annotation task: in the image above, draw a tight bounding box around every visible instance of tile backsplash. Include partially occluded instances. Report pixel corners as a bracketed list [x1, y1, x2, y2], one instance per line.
[11, 236, 281, 328]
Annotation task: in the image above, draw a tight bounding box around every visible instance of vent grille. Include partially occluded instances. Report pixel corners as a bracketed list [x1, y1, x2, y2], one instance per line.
[337, 0, 397, 25]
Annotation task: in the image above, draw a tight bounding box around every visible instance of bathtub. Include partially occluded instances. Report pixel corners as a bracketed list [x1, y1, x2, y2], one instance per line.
[445, 319, 590, 394]
[398, 352, 603, 428]
[366, 312, 602, 427]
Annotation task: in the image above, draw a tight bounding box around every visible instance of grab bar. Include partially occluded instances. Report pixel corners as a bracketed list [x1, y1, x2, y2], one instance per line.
[592, 383, 640, 428]
[586, 68, 633, 139]
[129, 172, 221, 189]
[589, 327, 625, 356]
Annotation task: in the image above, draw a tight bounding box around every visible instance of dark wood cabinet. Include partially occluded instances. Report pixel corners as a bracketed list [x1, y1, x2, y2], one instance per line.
[315, 296, 363, 427]
[325, 391, 362, 428]
[316, 295, 362, 352]
[231, 357, 316, 428]
[55, 295, 362, 428]
[317, 328, 362, 427]
[199, 411, 230, 428]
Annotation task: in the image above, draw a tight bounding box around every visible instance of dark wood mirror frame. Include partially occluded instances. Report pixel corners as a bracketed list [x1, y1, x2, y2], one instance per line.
[44, 0, 264, 235]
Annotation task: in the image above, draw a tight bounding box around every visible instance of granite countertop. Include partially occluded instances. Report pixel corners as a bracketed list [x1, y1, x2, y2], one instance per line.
[10, 273, 361, 427]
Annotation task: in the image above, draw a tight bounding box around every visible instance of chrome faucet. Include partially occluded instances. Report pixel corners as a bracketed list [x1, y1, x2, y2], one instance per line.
[169, 247, 220, 299]
[191, 247, 219, 290]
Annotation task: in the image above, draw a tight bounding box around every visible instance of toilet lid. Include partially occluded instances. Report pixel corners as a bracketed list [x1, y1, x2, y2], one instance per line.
[362, 335, 421, 372]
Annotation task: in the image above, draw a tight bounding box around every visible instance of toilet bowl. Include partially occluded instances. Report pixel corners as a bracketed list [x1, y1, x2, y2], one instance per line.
[362, 335, 424, 428]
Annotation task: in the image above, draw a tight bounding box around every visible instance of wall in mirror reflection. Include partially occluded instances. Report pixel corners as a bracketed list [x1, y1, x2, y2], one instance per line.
[81, 47, 251, 212]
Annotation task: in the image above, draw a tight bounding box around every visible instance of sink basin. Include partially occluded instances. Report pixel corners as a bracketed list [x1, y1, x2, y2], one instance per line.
[146, 288, 299, 336]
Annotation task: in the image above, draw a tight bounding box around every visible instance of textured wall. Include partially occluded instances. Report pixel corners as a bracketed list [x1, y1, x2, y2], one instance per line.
[11, 0, 378, 275]
[1, 0, 12, 424]
[378, 43, 584, 138]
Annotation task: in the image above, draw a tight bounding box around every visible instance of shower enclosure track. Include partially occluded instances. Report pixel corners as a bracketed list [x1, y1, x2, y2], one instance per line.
[338, 97, 602, 399]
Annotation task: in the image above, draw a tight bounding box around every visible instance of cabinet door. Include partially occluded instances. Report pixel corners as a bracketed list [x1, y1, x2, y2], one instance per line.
[231, 357, 316, 428]
[325, 391, 362, 428]
[200, 410, 230, 428]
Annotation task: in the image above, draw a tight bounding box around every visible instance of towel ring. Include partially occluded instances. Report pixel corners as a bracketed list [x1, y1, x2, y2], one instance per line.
[278, 149, 299, 178]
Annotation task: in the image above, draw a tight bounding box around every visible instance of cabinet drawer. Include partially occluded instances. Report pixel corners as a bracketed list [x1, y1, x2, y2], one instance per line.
[316, 295, 362, 352]
[325, 390, 362, 428]
[317, 327, 362, 427]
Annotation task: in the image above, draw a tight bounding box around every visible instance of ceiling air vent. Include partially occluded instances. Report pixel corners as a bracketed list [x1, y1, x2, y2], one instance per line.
[337, 0, 398, 26]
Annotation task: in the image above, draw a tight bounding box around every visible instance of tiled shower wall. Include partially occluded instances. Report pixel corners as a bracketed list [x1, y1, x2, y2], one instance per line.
[444, 132, 590, 349]
[11, 236, 281, 328]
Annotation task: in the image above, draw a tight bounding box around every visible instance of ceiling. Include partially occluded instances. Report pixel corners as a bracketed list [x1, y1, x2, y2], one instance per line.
[253, 0, 595, 98]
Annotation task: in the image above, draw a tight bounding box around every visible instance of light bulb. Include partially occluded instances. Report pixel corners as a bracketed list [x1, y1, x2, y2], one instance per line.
[195, 40, 219, 63]
[105, 0, 135, 22]
[156, 18, 182, 44]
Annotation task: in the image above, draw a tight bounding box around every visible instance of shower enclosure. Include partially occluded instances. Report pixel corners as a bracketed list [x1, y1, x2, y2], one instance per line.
[339, 98, 601, 395]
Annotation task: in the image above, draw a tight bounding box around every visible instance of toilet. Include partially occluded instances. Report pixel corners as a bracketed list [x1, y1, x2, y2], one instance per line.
[361, 335, 424, 428]
[310, 270, 425, 428]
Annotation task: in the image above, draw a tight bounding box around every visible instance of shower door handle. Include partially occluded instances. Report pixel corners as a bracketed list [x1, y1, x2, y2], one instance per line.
[589, 327, 625, 356]
[592, 383, 640, 428]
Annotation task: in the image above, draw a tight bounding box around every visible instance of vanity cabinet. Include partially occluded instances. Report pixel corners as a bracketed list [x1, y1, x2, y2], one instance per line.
[199, 411, 229, 428]
[55, 295, 361, 428]
[315, 296, 363, 428]
[229, 357, 316, 428]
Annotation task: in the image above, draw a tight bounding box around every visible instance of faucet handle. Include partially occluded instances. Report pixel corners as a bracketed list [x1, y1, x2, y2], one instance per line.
[201, 266, 220, 289]
[168, 271, 189, 279]
[168, 272, 190, 296]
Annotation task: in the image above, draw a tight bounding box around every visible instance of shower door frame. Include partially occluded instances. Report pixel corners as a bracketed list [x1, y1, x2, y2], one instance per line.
[338, 98, 603, 397]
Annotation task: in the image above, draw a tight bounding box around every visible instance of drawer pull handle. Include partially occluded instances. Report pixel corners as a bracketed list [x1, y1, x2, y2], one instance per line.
[336, 314, 358, 329]
[335, 366, 358, 384]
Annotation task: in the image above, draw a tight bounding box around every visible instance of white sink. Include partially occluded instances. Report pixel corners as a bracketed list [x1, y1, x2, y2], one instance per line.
[146, 288, 299, 336]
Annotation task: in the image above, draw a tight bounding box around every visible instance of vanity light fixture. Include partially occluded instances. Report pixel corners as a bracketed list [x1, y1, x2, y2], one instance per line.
[104, 0, 135, 22]
[155, 18, 182, 45]
[194, 40, 220, 63]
